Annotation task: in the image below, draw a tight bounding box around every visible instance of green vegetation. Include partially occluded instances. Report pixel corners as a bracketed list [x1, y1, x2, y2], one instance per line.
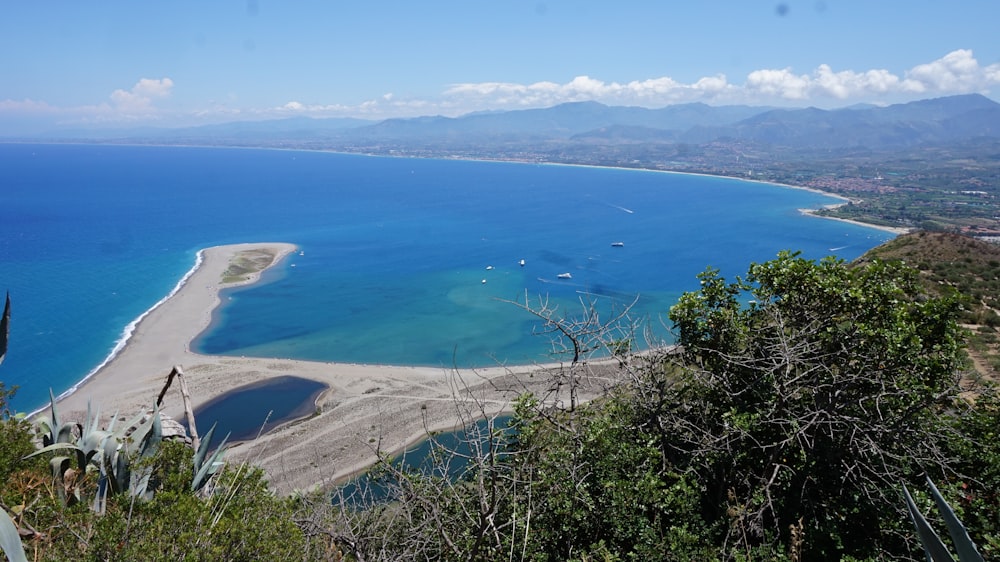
[859, 231, 1000, 382]
[308, 251, 1000, 560]
[3, 244, 1000, 560]
[221, 249, 279, 284]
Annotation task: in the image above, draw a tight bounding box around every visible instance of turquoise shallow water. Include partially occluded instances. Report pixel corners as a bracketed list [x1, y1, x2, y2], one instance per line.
[0, 144, 894, 411]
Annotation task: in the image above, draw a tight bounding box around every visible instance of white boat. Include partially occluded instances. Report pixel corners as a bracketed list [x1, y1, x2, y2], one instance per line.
[486, 265, 494, 270]
[557, 272, 572, 279]
[519, 259, 525, 267]
[611, 242, 624, 247]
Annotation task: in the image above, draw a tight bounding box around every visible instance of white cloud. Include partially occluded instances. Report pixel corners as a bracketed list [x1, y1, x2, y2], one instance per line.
[3, 51, 999, 131]
[437, 49, 1000, 112]
[110, 78, 174, 113]
[0, 98, 58, 113]
[442, 73, 736, 110]
[745, 68, 811, 100]
[274, 100, 352, 114]
[263, 52, 1000, 120]
[903, 49, 993, 93]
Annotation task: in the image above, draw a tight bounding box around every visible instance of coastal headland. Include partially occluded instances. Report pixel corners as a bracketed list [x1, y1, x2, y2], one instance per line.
[55, 243, 614, 494]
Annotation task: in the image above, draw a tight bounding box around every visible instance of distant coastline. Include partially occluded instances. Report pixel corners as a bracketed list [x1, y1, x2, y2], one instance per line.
[4, 140, 911, 236]
[532, 158, 911, 235]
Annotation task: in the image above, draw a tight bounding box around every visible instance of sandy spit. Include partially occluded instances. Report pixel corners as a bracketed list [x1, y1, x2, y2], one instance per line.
[54, 243, 612, 494]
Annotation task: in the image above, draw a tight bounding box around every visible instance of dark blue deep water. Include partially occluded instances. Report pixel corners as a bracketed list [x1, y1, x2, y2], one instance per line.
[186, 375, 326, 443]
[0, 143, 893, 411]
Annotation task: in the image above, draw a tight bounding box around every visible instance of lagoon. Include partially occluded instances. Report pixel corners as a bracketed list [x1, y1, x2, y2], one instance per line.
[186, 375, 326, 444]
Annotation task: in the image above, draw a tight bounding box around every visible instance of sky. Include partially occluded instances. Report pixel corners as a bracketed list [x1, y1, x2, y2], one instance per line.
[2, 1, 1000, 133]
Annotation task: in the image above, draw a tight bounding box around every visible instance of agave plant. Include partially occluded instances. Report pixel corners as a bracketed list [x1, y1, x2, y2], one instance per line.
[902, 476, 984, 562]
[27, 393, 164, 509]
[27, 395, 104, 506]
[192, 422, 229, 493]
[92, 404, 163, 511]
[32, 389, 79, 449]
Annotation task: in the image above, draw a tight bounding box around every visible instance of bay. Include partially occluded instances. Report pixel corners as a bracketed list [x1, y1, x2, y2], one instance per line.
[0, 143, 893, 411]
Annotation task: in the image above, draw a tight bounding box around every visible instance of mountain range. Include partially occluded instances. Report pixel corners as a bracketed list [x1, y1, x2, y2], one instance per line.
[13, 94, 1000, 153]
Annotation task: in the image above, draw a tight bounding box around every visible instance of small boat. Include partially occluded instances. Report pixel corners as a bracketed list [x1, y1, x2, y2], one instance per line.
[299, 251, 305, 256]
[557, 272, 572, 279]
[486, 265, 494, 270]
[519, 259, 525, 267]
[481, 279, 487, 284]
[611, 242, 624, 247]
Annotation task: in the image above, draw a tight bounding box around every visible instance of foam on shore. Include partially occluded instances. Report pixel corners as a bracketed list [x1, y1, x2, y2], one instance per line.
[43, 250, 206, 413]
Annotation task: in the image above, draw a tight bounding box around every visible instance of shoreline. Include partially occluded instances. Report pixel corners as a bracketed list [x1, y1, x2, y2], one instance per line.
[52, 242, 298, 416]
[10, 140, 909, 237]
[53, 242, 578, 494]
[798, 203, 912, 235]
[46, 248, 209, 413]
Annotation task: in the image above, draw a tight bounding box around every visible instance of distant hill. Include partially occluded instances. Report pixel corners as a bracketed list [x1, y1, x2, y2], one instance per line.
[31, 116, 375, 142]
[858, 231, 1000, 381]
[338, 94, 999, 151]
[680, 94, 1000, 149]
[351, 93, 1000, 150]
[12, 94, 1000, 153]
[348, 101, 767, 141]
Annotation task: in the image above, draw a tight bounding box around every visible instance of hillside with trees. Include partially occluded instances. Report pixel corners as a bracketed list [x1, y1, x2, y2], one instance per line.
[3, 238, 1000, 560]
[859, 231, 1000, 382]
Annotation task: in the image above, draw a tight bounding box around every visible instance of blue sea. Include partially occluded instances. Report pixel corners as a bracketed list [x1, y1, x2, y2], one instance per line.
[0, 143, 894, 411]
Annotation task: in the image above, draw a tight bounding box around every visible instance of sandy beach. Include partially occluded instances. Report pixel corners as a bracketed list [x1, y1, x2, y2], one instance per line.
[55, 243, 618, 494]
[798, 206, 912, 235]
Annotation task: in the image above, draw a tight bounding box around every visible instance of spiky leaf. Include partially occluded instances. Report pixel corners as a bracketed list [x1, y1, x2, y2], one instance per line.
[903, 482, 957, 562]
[113, 446, 129, 495]
[46, 389, 60, 434]
[192, 424, 229, 492]
[193, 422, 218, 470]
[0, 507, 28, 562]
[925, 477, 984, 562]
[0, 292, 10, 367]
[24, 442, 81, 460]
[129, 406, 162, 500]
[48, 456, 71, 481]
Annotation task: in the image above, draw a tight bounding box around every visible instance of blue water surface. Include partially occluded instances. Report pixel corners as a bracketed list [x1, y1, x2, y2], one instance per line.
[185, 375, 326, 443]
[0, 144, 894, 411]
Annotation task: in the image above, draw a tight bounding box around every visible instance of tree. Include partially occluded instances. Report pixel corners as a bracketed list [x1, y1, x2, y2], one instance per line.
[662, 251, 968, 557]
[316, 252, 981, 560]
